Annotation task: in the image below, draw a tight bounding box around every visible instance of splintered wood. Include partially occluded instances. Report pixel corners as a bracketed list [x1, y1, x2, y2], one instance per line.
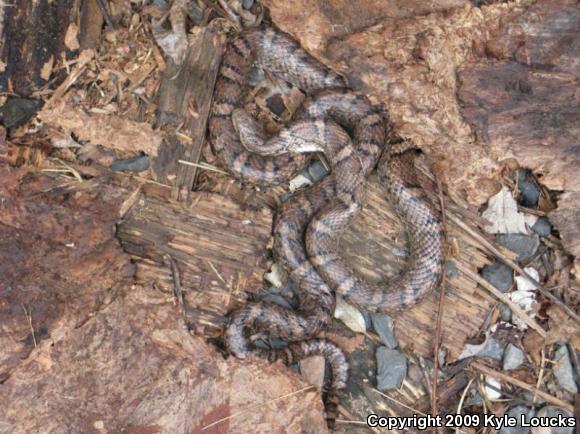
[117, 192, 272, 336]
[341, 173, 493, 360]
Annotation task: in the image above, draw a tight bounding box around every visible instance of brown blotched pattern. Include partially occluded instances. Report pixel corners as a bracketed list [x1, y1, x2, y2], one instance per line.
[210, 26, 444, 426]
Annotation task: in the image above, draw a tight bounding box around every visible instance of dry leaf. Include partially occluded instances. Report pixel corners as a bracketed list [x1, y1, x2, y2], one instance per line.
[334, 295, 366, 333]
[482, 186, 537, 234]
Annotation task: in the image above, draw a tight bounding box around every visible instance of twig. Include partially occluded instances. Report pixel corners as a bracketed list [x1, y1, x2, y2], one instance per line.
[455, 378, 475, 434]
[178, 159, 229, 175]
[455, 261, 547, 337]
[448, 211, 580, 325]
[202, 385, 315, 430]
[166, 255, 184, 309]
[22, 304, 37, 348]
[431, 171, 447, 433]
[95, 0, 115, 30]
[470, 362, 574, 412]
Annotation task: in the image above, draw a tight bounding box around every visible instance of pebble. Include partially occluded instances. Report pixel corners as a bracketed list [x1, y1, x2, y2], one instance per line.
[111, 155, 150, 172]
[186, 2, 205, 25]
[0, 97, 43, 129]
[371, 314, 397, 349]
[376, 347, 407, 391]
[477, 338, 505, 361]
[499, 304, 512, 322]
[531, 406, 575, 434]
[553, 345, 578, 394]
[503, 343, 525, 370]
[307, 160, 329, 183]
[247, 66, 265, 87]
[517, 169, 541, 207]
[252, 338, 287, 350]
[259, 293, 294, 310]
[532, 216, 552, 237]
[299, 356, 325, 389]
[481, 262, 513, 292]
[241, 0, 254, 9]
[445, 260, 460, 278]
[496, 233, 540, 261]
[499, 406, 536, 434]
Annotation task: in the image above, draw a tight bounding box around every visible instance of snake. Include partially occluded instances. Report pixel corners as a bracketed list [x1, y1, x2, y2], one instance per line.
[208, 25, 445, 425]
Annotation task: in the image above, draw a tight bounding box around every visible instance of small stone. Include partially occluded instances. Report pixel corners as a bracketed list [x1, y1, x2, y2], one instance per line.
[248, 66, 265, 87]
[111, 155, 150, 172]
[553, 345, 578, 394]
[499, 304, 512, 322]
[499, 406, 536, 434]
[517, 169, 541, 207]
[334, 296, 366, 333]
[531, 406, 574, 434]
[300, 356, 325, 389]
[241, 0, 254, 9]
[376, 347, 407, 391]
[252, 338, 287, 350]
[407, 364, 423, 383]
[481, 262, 513, 292]
[371, 314, 397, 349]
[259, 293, 293, 310]
[307, 160, 329, 183]
[496, 234, 540, 261]
[532, 217, 552, 237]
[445, 260, 460, 278]
[478, 338, 505, 360]
[0, 97, 43, 129]
[186, 1, 204, 25]
[503, 343, 525, 370]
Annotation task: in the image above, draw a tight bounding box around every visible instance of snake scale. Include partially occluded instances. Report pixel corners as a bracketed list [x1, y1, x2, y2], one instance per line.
[208, 25, 444, 424]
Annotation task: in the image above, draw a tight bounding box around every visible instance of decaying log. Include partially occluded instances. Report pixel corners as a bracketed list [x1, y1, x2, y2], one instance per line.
[116, 190, 273, 336]
[0, 169, 134, 382]
[155, 24, 225, 200]
[340, 172, 494, 360]
[458, 0, 580, 274]
[0, 0, 78, 95]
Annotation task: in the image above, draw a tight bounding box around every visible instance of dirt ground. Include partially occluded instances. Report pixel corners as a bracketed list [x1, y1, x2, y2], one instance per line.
[0, 0, 578, 433]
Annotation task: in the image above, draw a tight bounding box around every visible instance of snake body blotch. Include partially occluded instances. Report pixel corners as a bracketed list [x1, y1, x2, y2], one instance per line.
[208, 25, 445, 425]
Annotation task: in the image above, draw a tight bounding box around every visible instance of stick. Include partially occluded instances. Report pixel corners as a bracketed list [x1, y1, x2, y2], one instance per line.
[431, 171, 447, 433]
[455, 261, 547, 338]
[448, 211, 580, 325]
[471, 362, 573, 412]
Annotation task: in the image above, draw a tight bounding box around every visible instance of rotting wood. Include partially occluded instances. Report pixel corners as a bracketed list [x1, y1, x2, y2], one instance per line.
[116, 192, 273, 337]
[0, 0, 78, 95]
[340, 173, 494, 360]
[79, 0, 104, 50]
[154, 24, 225, 200]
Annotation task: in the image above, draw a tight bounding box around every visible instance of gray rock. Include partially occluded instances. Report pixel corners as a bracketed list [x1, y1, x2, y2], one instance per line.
[481, 262, 513, 292]
[445, 260, 460, 278]
[500, 304, 512, 322]
[307, 160, 329, 183]
[111, 155, 150, 172]
[499, 406, 536, 434]
[241, 0, 254, 9]
[253, 338, 287, 350]
[477, 337, 505, 361]
[503, 343, 525, 370]
[517, 169, 541, 207]
[531, 406, 574, 434]
[553, 345, 578, 394]
[247, 67, 265, 87]
[371, 314, 397, 349]
[259, 293, 294, 310]
[496, 234, 540, 261]
[0, 97, 43, 129]
[532, 217, 552, 237]
[186, 1, 204, 25]
[376, 347, 407, 390]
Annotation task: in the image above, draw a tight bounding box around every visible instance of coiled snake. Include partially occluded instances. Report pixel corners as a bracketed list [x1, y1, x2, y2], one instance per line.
[208, 25, 445, 424]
